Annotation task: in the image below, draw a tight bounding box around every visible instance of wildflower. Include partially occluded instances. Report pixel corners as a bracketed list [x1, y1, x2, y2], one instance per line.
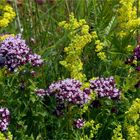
[117, 0, 140, 37]
[97, 52, 106, 60]
[91, 31, 98, 39]
[0, 2, 16, 28]
[59, 13, 93, 82]
[30, 70, 36, 77]
[74, 119, 85, 129]
[111, 124, 125, 140]
[81, 25, 90, 34]
[53, 102, 65, 116]
[0, 108, 10, 131]
[124, 98, 140, 140]
[0, 54, 6, 67]
[83, 120, 101, 139]
[0, 131, 12, 140]
[0, 34, 14, 42]
[92, 32, 106, 60]
[0, 35, 43, 71]
[35, 89, 46, 97]
[90, 76, 121, 99]
[47, 78, 90, 105]
[95, 45, 103, 52]
[135, 66, 140, 71]
[28, 54, 43, 67]
[125, 56, 134, 65]
[134, 45, 140, 60]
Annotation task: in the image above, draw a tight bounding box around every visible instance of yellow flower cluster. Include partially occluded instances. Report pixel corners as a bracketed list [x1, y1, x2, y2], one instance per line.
[92, 32, 106, 60]
[0, 131, 12, 140]
[118, 0, 140, 37]
[82, 120, 101, 139]
[124, 98, 140, 140]
[58, 13, 86, 31]
[59, 13, 94, 82]
[0, 34, 14, 41]
[0, 1, 16, 28]
[111, 124, 125, 140]
[97, 52, 106, 60]
[126, 125, 140, 140]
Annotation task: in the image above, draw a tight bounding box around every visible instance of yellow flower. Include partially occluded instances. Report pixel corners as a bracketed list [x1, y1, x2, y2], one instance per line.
[81, 25, 90, 34]
[95, 45, 103, 52]
[0, 131, 12, 140]
[0, 34, 14, 42]
[117, 0, 140, 37]
[124, 98, 140, 140]
[111, 124, 125, 140]
[83, 120, 101, 139]
[97, 52, 106, 60]
[0, 2, 16, 28]
[59, 13, 93, 82]
[91, 31, 98, 39]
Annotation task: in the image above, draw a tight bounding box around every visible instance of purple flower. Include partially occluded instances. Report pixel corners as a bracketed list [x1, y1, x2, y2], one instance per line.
[53, 102, 65, 116]
[0, 108, 10, 131]
[35, 89, 46, 97]
[0, 35, 43, 71]
[28, 54, 43, 67]
[136, 66, 140, 71]
[90, 77, 120, 99]
[30, 70, 36, 77]
[125, 56, 134, 65]
[134, 45, 140, 60]
[47, 78, 90, 105]
[135, 80, 140, 88]
[74, 119, 85, 129]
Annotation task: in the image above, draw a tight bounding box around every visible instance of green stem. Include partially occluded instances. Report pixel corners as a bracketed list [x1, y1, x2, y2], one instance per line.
[13, 0, 22, 33]
[65, 0, 70, 15]
[67, 104, 72, 139]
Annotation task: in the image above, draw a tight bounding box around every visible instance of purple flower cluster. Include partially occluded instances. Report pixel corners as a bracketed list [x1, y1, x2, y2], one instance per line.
[35, 89, 47, 97]
[74, 119, 85, 129]
[47, 78, 90, 105]
[133, 45, 140, 71]
[28, 54, 43, 67]
[90, 77, 120, 99]
[134, 45, 140, 60]
[0, 35, 43, 71]
[125, 45, 140, 87]
[53, 102, 65, 116]
[0, 108, 10, 131]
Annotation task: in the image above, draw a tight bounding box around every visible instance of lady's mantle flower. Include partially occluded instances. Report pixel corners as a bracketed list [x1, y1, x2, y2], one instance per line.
[0, 2, 16, 28]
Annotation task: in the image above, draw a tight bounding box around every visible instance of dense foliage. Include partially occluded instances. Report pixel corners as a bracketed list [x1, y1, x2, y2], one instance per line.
[0, 0, 140, 139]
